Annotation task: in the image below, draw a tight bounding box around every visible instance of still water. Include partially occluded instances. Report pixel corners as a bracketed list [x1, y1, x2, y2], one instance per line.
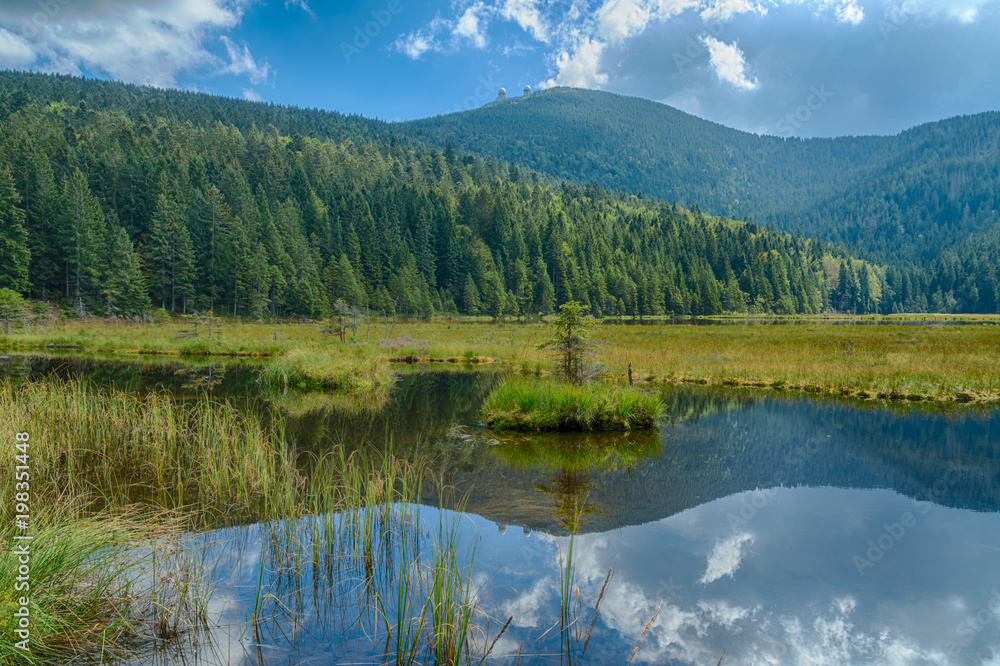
[5, 356, 1000, 664]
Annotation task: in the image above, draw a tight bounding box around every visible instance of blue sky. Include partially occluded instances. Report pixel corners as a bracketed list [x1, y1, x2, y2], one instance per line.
[0, 0, 999, 137]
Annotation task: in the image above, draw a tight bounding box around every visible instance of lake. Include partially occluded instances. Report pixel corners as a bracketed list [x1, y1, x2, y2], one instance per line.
[5, 355, 999, 665]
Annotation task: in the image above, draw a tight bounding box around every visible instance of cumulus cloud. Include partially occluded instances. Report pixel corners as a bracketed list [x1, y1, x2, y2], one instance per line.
[0, 0, 295, 88]
[393, 29, 437, 59]
[543, 34, 609, 88]
[700, 0, 768, 21]
[500, 577, 554, 628]
[242, 88, 262, 101]
[500, 0, 549, 42]
[835, 0, 864, 24]
[596, 0, 702, 44]
[0, 27, 34, 67]
[596, 0, 653, 44]
[455, 4, 489, 48]
[700, 36, 757, 90]
[699, 532, 754, 584]
[392, 10, 493, 60]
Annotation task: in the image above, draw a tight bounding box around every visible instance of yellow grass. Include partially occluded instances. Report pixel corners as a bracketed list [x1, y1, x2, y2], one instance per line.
[4, 316, 1000, 402]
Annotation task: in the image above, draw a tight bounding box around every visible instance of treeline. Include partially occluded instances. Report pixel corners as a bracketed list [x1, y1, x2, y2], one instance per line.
[0, 94, 868, 319]
[404, 88, 1000, 313]
[0, 72, 992, 317]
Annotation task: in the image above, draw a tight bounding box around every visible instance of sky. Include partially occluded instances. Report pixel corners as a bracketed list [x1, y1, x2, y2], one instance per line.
[0, 0, 999, 137]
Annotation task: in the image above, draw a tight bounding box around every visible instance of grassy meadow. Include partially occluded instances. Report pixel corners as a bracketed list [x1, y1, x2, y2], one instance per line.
[4, 315, 1000, 402]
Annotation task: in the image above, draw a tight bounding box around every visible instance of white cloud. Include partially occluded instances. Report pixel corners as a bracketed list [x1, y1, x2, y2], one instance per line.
[392, 28, 439, 59]
[701, 0, 768, 21]
[242, 88, 262, 101]
[700, 35, 758, 90]
[392, 13, 491, 59]
[0, 0, 283, 88]
[543, 34, 609, 88]
[500, 577, 554, 627]
[284, 0, 315, 17]
[500, 0, 549, 42]
[219, 36, 271, 85]
[835, 0, 864, 24]
[455, 5, 488, 48]
[0, 27, 34, 67]
[596, 0, 653, 43]
[697, 599, 752, 628]
[699, 532, 754, 584]
[596, 0, 700, 44]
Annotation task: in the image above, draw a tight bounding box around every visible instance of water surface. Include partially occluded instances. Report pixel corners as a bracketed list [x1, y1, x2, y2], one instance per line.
[7, 356, 1000, 664]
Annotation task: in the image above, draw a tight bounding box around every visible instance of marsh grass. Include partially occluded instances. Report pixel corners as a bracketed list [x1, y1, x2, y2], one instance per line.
[261, 347, 395, 394]
[0, 377, 425, 661]
[0, 508, 155, 663]
[7, 317, 1000, 401]
[482, 377, 664, 431]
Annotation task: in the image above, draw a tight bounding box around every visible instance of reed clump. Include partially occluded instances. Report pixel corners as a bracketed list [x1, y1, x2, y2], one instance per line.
[261, 347, 395, 394]
[0, 378, 422, 660]
[0, 507, 162, 663]
[482, 377, 663, 431]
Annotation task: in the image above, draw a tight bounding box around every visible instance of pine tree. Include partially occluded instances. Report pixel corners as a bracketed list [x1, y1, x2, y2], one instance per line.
[60, 169, 107, 313]
[0, 167, 30, 293]
[537, 300, 596, 384]
[463, 273, 481, 315]
[325, 253, 367, 308]
[198, 185, 234, 311]
[0, 288, 28, 334]
[103, 228, 151, 318]
[481, 267, 507, 321]
[532, 256, 555, 315]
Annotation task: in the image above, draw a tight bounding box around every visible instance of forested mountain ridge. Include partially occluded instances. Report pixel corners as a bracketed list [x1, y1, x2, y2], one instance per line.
[0, 69, 392, 146]
[403, 88, 1000, 263]
[405, 87, 885, 225]
[0, 71, 996, 317]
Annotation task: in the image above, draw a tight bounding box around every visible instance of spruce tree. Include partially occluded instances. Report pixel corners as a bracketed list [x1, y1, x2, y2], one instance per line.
[103, 228, 151, 318]
[60, 169, 106, 313]
[0, 167, 30, 293]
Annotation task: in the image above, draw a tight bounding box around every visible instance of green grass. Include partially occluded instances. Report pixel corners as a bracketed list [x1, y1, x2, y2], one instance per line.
[0, 508, 157, 663]
[481, 377, 664, 431]
[260, 347, 395, 394]
[0, 378, 422, 661]
[0, 376, 506, 664]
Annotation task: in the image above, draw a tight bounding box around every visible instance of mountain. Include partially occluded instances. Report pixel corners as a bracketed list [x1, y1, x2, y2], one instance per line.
[0, 70, 881, 319]
[401, 87, 1000, 264]
[0, 71, 995, 315]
